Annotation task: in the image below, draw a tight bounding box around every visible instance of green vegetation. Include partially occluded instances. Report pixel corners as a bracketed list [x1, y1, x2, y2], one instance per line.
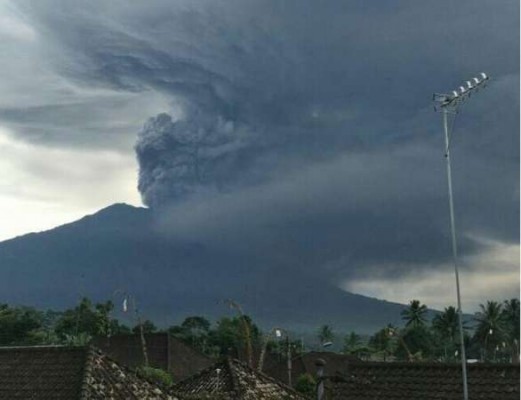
[0, 297, 518, 364]
[343, 331, 370, 358]
[401, 300, 428, 328]
[317, 324, 334, 346]
[0, 304, 46, 345]
[170, 314, 265, 361]
[137, 366, 173, 387]
[295, 373, 316, 396]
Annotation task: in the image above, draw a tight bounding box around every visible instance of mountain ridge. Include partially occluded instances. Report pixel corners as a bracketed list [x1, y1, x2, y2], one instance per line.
[0, 203, 418, 333]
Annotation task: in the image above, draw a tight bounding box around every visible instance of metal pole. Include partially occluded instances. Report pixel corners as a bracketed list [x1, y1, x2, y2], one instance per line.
[442, 109, 469, 400]
[286, 335, 292, 387]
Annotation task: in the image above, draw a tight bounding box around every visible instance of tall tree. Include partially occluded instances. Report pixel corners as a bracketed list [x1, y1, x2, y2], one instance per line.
[54, 298, 116, 340]
[343, 332, 363, 355]
[369, 324, 396, 361]
[181, 316, 211, 335]
[317, 325, 334, 346]
[398, 325, 435, 361]
[432, 306, 459, 360]
[501, 298, 520, 361]
[474, 301, 506, 362]
[169, 316, 211, 353]
[401, 300, 428, 328]
[0, 304, 44, 345]
[208, 315, 261, 360]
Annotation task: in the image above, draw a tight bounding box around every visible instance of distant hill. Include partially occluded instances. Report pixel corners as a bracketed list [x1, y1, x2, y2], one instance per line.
[0, 203, 415, 334]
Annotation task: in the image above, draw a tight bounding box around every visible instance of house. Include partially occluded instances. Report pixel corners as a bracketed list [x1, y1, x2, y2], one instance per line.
[173, 357, 309, 399]
[0, 345, 176, 399]
[319, 360, 520, 400]
[93, 332, 213, 381]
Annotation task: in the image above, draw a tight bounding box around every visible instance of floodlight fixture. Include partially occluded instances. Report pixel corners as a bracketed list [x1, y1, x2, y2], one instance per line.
[433, 73, 490, 400]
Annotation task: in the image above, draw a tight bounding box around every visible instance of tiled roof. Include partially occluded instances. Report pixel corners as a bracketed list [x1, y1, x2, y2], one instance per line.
[173, 357, 309, 399]
[0, 346, 87, 399]
[0, 345, 176, 399]
[93, 333, 213, 381]
[325, 361, 520, 400]
[83, 348, 175, 399]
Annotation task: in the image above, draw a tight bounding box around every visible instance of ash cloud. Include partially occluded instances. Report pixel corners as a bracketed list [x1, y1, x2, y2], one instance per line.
[8, 0, 520, 302]
[136, 110, 258, 207]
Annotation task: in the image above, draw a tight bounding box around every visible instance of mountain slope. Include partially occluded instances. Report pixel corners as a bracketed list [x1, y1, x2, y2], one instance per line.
[0, 203, 410, 333]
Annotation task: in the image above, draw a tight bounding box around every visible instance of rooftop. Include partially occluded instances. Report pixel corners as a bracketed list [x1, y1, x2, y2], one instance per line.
[0, 345, 175, 399]
[324, 361, 520, 400]
[173, 357, 309, 399]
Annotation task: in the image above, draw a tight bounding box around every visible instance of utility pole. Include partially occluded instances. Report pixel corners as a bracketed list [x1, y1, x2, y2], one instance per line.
[433, 72, 489, 400]
[286, 335, 292, 387]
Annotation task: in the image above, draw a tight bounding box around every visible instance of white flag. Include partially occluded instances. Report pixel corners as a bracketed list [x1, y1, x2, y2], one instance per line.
[122, 298, 128, 312]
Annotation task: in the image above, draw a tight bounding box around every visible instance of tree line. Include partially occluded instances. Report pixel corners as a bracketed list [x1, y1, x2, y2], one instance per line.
[0, 297, 518, 364]
[336, 298, 519, 363]
[0, 297, 266, 360]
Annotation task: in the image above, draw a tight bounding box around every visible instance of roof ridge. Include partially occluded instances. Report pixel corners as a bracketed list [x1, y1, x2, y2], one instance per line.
[78, 345, 95, 400]
[226, 356, 244, 397]
[81, 346, 173, 398]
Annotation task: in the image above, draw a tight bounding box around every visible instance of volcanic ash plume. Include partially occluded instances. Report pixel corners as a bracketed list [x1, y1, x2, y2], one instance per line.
[135, 109, 258, 208]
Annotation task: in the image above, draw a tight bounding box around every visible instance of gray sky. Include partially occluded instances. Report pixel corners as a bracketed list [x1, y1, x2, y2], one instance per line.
[0, 0, 518, 310]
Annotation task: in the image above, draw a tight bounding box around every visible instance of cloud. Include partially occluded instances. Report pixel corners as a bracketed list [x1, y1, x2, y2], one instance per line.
[344, 236, 520, 311]
[0, 0, 172, 149]
[0, 0, 518, 306]
[152, 143, 489, 277]
[0, 0, 36, 41]
[0, 127, 141, 240]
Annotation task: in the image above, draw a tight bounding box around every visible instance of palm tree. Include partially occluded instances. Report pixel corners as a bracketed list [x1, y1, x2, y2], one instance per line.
[343, 332, 363, 355]
[318, 325, 334, 346]
[501, 298, 520, 361]
[432, 306, 459, 360]
[474, 301, 506, 362]
[401, 300, 428, 328]
[369, 324, 397, 361]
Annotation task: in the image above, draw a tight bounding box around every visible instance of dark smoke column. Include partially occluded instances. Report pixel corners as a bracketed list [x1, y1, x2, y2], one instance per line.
[135, 110, 253, 209]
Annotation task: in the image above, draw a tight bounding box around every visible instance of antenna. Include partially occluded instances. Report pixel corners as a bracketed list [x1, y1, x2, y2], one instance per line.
[434, 73, 489, 112]
[432, 73, 490, 400]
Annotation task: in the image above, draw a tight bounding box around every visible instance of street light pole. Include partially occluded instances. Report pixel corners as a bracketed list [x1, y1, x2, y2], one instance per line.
[433, 72, 489, 400]
[442, 107, 468, 400]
